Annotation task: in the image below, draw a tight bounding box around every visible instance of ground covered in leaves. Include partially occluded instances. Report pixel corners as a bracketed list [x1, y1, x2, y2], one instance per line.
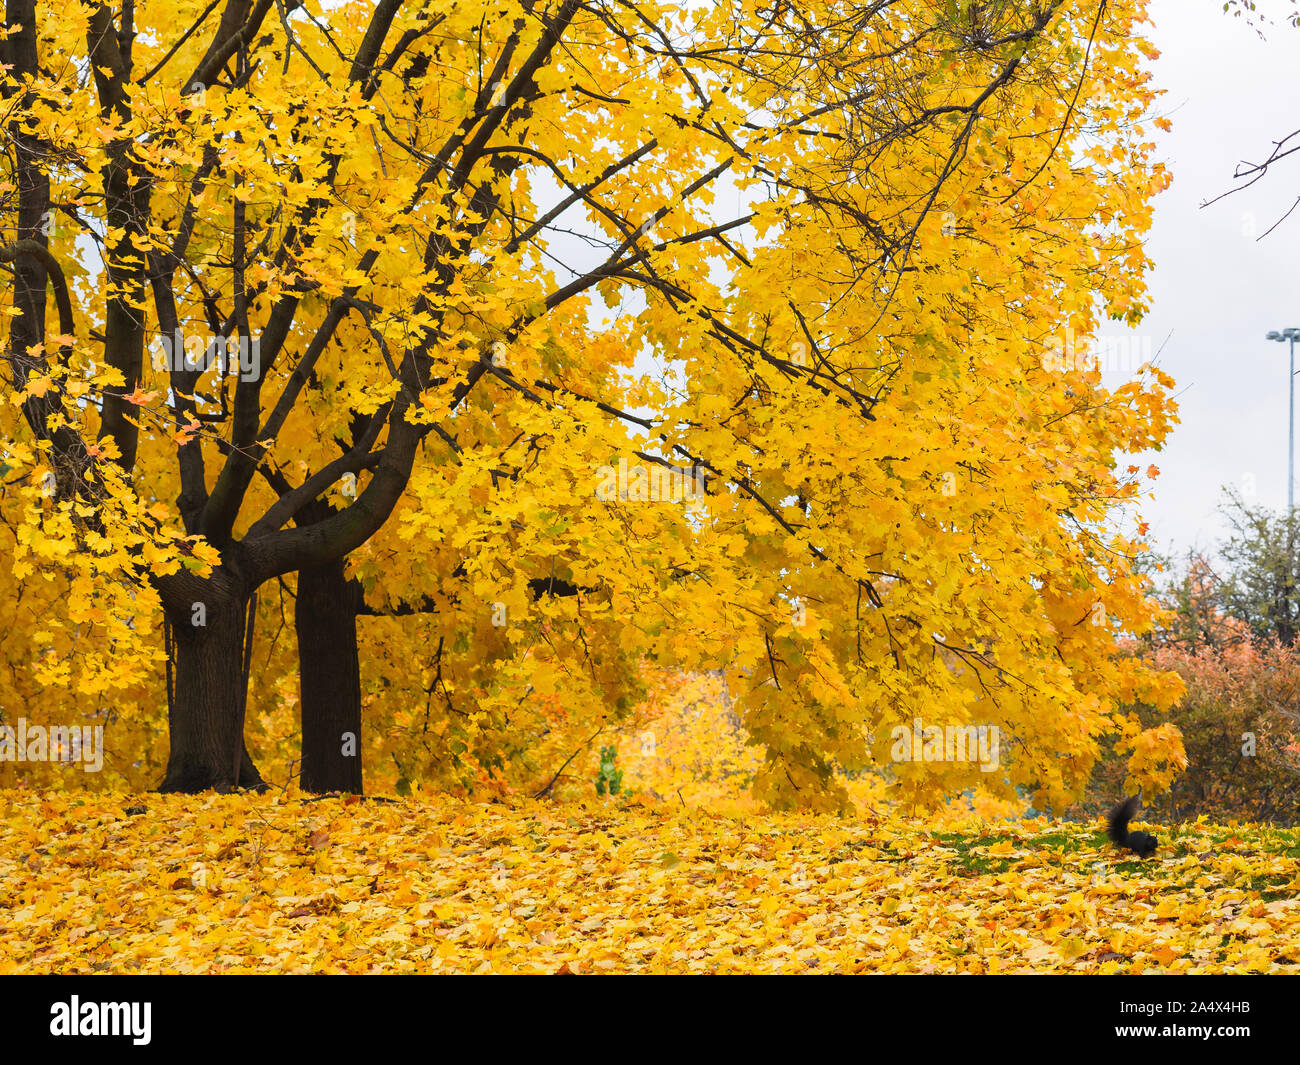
[2, 790, 1297, 973]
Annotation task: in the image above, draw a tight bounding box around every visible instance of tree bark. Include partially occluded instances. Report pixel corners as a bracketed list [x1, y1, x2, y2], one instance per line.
[288, 562, 591, 794]
[296, 558, 364, 794]
[158, 571, 265, 792]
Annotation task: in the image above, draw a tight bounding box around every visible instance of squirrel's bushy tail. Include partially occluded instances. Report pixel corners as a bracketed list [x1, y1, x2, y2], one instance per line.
[1107, 795, 1140, 845]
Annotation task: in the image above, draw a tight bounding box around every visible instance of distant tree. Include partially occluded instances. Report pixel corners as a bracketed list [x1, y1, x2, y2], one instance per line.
[1150, 492, 1300, 648]
[1149, 549, 1243, 651]
[1216, 491, 1300, 646]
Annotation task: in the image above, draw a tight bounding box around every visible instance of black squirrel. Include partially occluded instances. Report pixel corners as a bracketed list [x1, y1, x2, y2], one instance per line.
[1107, 795, 1158, 858]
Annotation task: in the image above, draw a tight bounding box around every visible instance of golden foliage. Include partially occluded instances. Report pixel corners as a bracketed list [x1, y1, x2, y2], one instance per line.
[2, 790, 1297, 974]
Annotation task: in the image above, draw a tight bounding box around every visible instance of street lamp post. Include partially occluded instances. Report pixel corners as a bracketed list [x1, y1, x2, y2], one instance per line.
[1268, 328, 1300, 645]
[1266, 327, 1300, 516]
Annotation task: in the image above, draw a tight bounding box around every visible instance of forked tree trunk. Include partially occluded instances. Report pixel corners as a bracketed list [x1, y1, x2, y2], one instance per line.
[296, 558, 364, 794]
[159, 576, 265, 793]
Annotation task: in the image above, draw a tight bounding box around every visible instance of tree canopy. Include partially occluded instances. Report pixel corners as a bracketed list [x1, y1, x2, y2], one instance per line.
[2, 0, 1182, 810]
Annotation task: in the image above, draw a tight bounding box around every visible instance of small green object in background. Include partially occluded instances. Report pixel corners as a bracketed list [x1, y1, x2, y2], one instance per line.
[595, 745, 623, 796]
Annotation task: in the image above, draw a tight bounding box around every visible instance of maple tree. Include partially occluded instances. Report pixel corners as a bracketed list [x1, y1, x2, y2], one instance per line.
[2, 0, 1183, 810]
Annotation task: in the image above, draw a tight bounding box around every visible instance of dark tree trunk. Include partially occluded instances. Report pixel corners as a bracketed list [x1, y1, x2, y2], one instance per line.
[159, 574, 265, 793]
[296, 558, 364, 794]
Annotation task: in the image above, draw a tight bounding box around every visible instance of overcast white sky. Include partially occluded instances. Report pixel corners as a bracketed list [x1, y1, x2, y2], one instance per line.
[1120, 0, 1300, 560]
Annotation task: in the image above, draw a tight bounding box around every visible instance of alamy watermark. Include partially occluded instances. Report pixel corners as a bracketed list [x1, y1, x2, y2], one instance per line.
[1042, 326, 1154, 377]
[890, 717, 1000, 772]
[50, 997, 150, 1045]
[150, 330, 261, 382]
[595, 457, 708, 502]
[0, 718, 104, 772]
